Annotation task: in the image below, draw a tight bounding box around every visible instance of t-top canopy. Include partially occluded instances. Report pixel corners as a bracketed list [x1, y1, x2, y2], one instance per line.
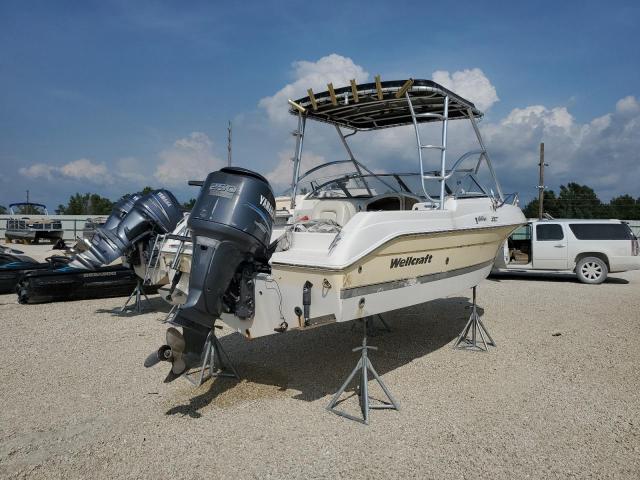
[289, 78, 482, 131]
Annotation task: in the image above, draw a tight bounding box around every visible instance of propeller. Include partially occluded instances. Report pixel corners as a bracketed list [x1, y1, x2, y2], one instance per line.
[143, 327, 188, 381]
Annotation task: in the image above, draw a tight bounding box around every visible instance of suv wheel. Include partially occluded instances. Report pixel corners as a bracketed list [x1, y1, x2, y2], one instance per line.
[576, 257, 608, 284]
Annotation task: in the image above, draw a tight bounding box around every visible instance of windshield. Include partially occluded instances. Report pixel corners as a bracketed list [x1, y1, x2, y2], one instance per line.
[10, 204, 47, 215]
[300, 163, 489, 201]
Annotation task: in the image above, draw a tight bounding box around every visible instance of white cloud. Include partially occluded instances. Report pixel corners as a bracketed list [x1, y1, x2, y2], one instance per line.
[266, 150, 328, 192]
[59, 158, 112, 183]
[258, 54, 369, 123]
[259, 58, 639, 201]
[154, 132, 223, 186]
[432, 68, 499, 111]
[19, 163, 56, 180]
[478, 95, 640, 198]
[19, 158, 112, 183]
[615, 95, 639, 114]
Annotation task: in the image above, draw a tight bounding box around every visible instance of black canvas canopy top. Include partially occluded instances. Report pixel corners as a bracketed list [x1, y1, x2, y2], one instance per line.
[289, 79, 482, 131]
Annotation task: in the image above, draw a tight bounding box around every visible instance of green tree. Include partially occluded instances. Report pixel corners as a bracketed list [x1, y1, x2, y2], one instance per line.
[609, 194, 640, 220]
[141, 186, 154, 195]
[57, 193, 114, 215]
[0, 205, 6, 214]
[522, 190, 560, 218]
[556, 183, 603, 218]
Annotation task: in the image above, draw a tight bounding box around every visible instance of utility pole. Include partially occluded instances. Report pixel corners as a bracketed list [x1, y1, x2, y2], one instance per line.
[537, 142, 546, 220]
[227, 121, 232, 167]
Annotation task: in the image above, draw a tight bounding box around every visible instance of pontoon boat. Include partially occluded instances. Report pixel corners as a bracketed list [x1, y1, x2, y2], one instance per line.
[5, 203, 63, 244]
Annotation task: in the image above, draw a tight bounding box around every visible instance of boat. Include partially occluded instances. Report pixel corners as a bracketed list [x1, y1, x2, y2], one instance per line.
[5, 203, 63, 244]
[16, 191, 184, 303]
[0, 244, 141, 301]
[16, 264, 149, 304]
[144, 77, 526, 405]
[0, 245, 42, 294]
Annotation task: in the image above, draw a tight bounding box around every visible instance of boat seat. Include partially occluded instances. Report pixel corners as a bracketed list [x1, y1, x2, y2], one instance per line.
[311, 200, 357, 227]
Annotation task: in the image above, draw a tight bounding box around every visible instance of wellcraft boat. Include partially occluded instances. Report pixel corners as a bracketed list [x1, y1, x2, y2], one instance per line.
[144, 77, 526, 413]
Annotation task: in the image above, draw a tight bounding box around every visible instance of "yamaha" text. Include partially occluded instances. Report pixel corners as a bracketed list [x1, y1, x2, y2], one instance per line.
[260, 194, 275, 218]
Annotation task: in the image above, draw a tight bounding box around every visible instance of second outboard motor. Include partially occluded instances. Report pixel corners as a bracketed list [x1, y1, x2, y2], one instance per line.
[69, 190, 183, 270]
[102, 193, 143, 232]
[144, 167, 275, 380]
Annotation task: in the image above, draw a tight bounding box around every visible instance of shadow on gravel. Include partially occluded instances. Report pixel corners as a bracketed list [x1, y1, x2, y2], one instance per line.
[489, 272, 629, 284]
[165, 296, 478, 418]
[94, 295, 173, 316]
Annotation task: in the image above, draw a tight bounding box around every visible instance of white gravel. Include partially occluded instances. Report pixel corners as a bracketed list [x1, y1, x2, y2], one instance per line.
[0, 265, 639, 479]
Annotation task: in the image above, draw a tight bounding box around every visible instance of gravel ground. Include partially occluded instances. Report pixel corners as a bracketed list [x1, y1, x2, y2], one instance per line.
[0, 260, 639, 479]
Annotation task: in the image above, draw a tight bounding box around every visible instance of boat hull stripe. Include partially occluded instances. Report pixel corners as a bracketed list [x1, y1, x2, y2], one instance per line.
[339, 259, 493, 299]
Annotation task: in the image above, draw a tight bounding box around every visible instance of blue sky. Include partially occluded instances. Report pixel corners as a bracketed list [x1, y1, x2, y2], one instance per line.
[1, 0, 639, 209]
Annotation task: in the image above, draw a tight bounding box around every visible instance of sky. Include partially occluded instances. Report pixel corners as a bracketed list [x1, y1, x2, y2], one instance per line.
[1, 0, 639, 209]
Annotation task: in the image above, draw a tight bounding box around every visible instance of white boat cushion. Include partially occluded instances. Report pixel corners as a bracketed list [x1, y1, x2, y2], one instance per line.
[311, 200, 357, 227]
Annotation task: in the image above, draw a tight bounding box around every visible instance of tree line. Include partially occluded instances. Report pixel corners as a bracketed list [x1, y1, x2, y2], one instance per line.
[2, 182, 638, 219]
[522, 183, 640, 220]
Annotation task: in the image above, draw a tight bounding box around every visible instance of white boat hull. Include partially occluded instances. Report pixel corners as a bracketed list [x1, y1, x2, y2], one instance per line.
[221, 198, 524, 339]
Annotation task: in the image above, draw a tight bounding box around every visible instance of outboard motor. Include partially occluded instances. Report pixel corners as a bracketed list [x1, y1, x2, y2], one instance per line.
[102, 193, 143, 232]
[144, 167, 275, 380]
[69, 190, 183, 270]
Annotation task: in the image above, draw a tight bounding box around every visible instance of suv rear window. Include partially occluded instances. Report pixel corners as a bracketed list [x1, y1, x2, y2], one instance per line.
[569, 223, 632, 240]
[536, 224, 564, 241]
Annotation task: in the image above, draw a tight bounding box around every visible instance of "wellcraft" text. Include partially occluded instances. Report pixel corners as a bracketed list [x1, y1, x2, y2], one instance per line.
[390, 254, 433, 269]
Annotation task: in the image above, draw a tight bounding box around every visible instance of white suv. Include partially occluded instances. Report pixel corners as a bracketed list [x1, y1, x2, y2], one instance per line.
[494, 219, 640, 284]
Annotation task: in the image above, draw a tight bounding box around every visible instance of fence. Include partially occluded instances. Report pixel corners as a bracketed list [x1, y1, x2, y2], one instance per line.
[0, 215, 94, 241]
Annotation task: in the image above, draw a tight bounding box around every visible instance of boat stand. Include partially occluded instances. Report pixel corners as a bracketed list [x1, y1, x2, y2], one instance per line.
[183, 325, 240, 387]
[327, 317, 400, 424]
[120, 279, 151, 314]
[163, 304, 179, 323]
[453, 286, 496, 352]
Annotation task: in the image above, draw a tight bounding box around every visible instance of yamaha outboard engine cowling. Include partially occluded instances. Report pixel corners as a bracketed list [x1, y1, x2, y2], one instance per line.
[145, 167, 275, 380]
[102, 193, 143, 232]
[69, 190, 183, 270]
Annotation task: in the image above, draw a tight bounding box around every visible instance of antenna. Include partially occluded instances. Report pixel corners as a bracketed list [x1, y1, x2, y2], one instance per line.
[227, 121, 232, 167]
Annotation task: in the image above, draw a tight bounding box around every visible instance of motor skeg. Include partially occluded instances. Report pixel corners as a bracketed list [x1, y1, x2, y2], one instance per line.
[158, 167, 275, 377]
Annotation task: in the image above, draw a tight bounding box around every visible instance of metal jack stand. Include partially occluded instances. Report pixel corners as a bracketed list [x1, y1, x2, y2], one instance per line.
[453, 286, 496, 352]
[120, 279, 151, 314]
[163, 304, 179, 323]
[183, 325, 240, 387]
[327, 317, 400, 424]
